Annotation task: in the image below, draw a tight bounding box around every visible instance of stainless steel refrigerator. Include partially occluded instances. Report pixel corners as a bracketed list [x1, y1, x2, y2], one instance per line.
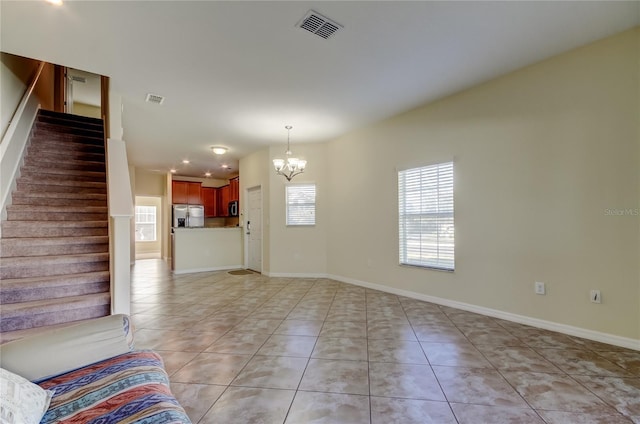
[173, 204, 204, 228]
[187, 205, 204, 228]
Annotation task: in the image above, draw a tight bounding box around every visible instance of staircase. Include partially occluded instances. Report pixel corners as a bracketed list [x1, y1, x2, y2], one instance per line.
[0, 110, 111, 343]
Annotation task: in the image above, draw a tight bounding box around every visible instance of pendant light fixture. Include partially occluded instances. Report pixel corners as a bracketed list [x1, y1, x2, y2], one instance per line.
[273, 125, 306, 181]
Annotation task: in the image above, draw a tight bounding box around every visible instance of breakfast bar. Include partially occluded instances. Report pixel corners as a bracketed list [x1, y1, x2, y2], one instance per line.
[171, 227, 243, 274]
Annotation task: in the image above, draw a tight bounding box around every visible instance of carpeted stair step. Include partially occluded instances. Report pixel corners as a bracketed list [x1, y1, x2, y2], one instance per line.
[16, 178, 106, 193]
[33, 121, 104, 139]
[0, 293, 111, 333]
[24, 156, 106, 173]
[0, 109, 111, 341]
[29, 139, 105, 155]
[6, 205, 107, 221]
[0, 252, 109, 279]
[37, 113, 103, 131]
[11, 191, 107, 207]
[0, 271, 110, 304]
[38, 109, 103, 126]
[27, 146, 105, 163]
[1, 220, 108, 238]
[18, 172, 106, 185]
[20, 165, 105, 180]
[1, 236, 109, 257]
[30, 133, 104, 147]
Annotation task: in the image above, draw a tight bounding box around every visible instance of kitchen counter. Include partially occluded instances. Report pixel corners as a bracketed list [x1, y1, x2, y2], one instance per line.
[172, 227, 243, 274]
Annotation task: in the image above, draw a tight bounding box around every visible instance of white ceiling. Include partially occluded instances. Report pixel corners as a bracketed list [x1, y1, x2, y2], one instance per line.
[2, 1, 638, 179]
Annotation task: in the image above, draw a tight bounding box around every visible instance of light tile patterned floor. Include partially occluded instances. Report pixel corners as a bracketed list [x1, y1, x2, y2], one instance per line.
[131, 259, 640, 424]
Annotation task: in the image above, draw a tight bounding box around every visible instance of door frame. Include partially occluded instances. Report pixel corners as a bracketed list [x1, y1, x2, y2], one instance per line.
[244, 185, 263, 273]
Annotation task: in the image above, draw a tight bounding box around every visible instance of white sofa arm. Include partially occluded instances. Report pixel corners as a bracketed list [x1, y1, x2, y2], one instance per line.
[0, 314, 134, 382]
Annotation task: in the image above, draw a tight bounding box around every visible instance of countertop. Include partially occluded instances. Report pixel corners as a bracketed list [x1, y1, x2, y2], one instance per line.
[173, 226, 241, 231]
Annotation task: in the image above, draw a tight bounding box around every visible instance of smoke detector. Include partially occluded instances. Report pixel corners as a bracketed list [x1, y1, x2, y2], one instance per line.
[297, 10, 342, 40]
[145, 93, 165, 105]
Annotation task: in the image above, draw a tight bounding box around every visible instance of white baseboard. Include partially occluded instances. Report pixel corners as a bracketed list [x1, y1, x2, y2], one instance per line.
[326, 273, 640, 351]
[173, 264, 243, 275]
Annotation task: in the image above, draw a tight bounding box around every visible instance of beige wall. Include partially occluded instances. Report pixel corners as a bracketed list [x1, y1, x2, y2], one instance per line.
[135, 168, 165, 197]
[73, 102, 101, 119]
[0, 52, 51, 138]
[268, 142, 328, 275]
[325, 29, 639, 341]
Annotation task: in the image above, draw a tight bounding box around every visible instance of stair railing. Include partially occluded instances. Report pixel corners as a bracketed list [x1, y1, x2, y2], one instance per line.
[0, 61, 45, 225]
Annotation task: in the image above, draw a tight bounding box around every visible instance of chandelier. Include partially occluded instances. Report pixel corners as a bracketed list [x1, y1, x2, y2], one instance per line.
[273, 125, 306, 181]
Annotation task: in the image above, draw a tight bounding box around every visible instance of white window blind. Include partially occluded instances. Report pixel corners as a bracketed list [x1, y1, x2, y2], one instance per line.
[398, 162, 454, 271]
[135, 205, 157, 242]
[286, 184, 316, 226]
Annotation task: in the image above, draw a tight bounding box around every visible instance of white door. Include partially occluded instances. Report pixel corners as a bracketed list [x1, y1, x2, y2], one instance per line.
[247, 186, 262, 272]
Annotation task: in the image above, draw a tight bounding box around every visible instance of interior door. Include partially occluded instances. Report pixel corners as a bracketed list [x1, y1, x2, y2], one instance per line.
[247, 186, 262, 273]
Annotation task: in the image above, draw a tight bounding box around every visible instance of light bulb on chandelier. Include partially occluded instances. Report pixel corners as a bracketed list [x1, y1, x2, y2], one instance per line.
[273, 125, 306, 181]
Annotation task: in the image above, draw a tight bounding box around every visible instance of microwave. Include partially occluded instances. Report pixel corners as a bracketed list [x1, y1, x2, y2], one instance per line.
[228, 200, 238, 217]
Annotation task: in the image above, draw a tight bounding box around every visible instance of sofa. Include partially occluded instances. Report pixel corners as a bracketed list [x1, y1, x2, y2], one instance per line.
[0, 314, 191, 424]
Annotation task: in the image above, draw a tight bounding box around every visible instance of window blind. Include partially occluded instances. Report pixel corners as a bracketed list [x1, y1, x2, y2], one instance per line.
[286, 184, 316, 226]
[398, 162, 454, 271]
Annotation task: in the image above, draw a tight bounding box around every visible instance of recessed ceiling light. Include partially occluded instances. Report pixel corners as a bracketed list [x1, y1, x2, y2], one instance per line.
[212, 147, 227, 155]
[170, 169, 177, 173]
[205, 172, 211, 177]
[221, 164, 229, 169]
[182, 159, 190, 164]
[46, 0, 63, 5]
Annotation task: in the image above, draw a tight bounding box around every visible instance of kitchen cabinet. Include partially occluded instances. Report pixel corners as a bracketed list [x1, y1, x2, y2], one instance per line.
[217, 185, 230, 217]
[172, 181, 202, 205]
[202, 187, 217, 218]
[229, 177, 239, 202]
[187, 182, 202, 205]
[172, 181, 189, 204]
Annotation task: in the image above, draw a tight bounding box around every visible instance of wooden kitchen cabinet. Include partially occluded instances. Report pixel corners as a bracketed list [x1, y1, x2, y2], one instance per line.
[187, 182, 202, 204]
[217, 185, 230, 217]
[172, 181, 202, 204]
[202, 187, 217, 218]
[229, 176, 239, 202]
[172, 181, 189, 204]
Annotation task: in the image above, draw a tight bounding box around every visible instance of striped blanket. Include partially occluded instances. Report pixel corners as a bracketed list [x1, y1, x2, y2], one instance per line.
[37, 350, 191, 424]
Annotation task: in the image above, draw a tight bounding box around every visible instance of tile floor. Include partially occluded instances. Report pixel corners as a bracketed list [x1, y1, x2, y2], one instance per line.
[130, 259, 640, 424]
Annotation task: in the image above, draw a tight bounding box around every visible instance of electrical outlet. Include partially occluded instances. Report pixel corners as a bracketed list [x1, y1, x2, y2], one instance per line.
[535, 281, 545, 295]
[590, 290, 601, 304]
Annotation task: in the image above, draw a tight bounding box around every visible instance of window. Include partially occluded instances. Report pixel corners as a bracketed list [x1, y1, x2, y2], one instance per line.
[286, 183, 316, 226]
[135, 205, 157, 242]
[398, 161, 454, 271]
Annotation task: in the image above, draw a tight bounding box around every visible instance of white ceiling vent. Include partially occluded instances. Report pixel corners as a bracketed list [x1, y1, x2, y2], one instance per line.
[298, 10, 342, 40]
[145, 93, 165, 105]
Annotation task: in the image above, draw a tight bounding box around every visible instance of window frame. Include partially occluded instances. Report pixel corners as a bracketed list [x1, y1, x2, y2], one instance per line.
[398, 161, 454, 272]
[285, 183, 316, 226]
[134, 205, 157, 242]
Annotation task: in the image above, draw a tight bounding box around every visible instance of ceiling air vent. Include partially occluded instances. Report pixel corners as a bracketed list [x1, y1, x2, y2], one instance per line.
[145, 93, 165, 105]
[70, 75, 86, 83]
[298, 10, 342, 40]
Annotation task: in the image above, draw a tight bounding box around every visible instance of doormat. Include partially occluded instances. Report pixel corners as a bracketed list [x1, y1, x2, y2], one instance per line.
[228, 269, 257, 275]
